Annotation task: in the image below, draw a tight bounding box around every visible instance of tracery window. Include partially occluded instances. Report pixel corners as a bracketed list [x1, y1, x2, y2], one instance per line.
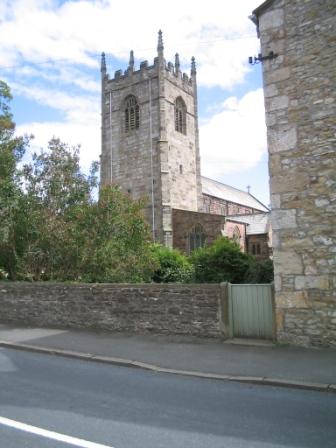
[252, 243, 261, 255]
[232, 226, 241, 245]
[188, 224, 205, 253]
[175, 97, 186, 134]
[124, 95, 140, 132]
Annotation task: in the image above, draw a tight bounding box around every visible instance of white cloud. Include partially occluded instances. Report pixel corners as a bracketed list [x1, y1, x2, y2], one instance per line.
[199, 88, 267, 177]
[17, 120, 101, 172]
[18, 65, 100, 93]
[10, 81, 99, 124]
[4, 0, 266, 183]
[0, 0, 261, 89]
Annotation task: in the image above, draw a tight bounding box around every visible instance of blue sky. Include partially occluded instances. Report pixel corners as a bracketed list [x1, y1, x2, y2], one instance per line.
[0, 0, 269, 206]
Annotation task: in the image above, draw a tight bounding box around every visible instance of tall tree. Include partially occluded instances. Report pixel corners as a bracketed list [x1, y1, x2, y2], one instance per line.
[0, 81, 29, 279]
[20, 138, 99, 280]
[71, 186, 157, 283]
[20, 140, 156, 282]
[1, 82, 157, 283]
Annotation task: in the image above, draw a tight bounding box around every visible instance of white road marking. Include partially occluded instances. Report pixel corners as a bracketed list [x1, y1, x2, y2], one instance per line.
[0, 416, 114, 448]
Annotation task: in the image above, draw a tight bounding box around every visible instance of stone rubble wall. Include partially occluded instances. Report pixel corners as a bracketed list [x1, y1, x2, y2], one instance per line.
[0, 283, 224, 338]
[172, 209, 227, 253]
[202, 194, 260, 216]
[257, 0, 336, 347]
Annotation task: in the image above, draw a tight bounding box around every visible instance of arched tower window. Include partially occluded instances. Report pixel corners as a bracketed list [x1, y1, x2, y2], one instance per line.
[232, 226, 241, 245]
[188, 224, 205, 253]
[124, 95, 140, 132]
[175, 97, 186, 134]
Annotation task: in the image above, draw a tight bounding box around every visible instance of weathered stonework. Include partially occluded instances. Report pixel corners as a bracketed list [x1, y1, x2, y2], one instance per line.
[172, 209, 248, 254]
[100, 34, 202, 246]
[172, 209, 227, 253]
[202, 193, 261, 216]
[0, 283, 224, 338]
[253, 0, 336, 347]
[246, 234, 270, 260]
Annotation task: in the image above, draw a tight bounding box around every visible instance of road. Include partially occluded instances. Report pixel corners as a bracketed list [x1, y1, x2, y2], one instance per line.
[0, 347, 335, 448]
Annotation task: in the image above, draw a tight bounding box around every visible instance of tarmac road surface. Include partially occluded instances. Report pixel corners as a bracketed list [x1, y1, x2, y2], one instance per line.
[1, 347, 336, 448]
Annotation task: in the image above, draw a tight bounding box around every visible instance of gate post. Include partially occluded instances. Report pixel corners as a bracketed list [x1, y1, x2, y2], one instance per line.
[219, 282, 232, 338]
[271, 282, 277, 341]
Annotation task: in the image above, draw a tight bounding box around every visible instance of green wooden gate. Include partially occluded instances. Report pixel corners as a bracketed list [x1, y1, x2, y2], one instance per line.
[228, 284, 275, 339]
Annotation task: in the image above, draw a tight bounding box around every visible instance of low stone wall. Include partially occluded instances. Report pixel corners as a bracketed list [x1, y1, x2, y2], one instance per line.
[0, 283, 225, 338]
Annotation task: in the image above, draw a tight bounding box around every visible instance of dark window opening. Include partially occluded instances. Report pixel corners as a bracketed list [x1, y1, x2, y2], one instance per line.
[124, 95, 140, 132]
[252, 243, 261, 255]
[188, 224, 205, 253]
[175, 97, 186, 134]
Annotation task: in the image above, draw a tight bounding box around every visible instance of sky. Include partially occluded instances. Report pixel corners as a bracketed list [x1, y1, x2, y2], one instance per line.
[0, 0, 270, 206]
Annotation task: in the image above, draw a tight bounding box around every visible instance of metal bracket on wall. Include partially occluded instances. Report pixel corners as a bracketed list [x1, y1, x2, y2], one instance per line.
[248, 51, 278, 65]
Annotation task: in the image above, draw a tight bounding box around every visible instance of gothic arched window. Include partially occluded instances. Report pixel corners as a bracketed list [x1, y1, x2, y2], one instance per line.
[124, 95, 140, 132]
[188, 224, 205, 253]
[175, 97, 186, 134]
[232, 226, 241, 245]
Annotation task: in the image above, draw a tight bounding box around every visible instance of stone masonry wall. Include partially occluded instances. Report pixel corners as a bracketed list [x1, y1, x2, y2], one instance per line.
[164, 70, 200, 212]
[202, 194, 259, 216]
[172, 209, 227, 253]
[246, 234, 270, 260]
[0, 283, 224, 338]
[255, 0, 336, 346]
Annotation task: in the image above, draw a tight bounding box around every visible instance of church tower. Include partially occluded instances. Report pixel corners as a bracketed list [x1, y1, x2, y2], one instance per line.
[100, 31, 203, 246]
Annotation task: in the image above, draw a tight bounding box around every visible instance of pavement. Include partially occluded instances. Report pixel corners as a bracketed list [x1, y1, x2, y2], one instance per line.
[0, 323, 335, 392]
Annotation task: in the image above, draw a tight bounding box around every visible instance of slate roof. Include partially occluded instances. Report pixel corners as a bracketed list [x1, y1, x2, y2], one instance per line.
[226, 213, 270, 235]
[201, 176, 269, 213]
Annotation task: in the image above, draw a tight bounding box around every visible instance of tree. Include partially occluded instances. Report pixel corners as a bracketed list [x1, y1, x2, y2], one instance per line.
[1, 82, 157, 283]
[151, 244, 194, 283]
[73, 186, 158, 283]
[244, 258, 274, 283]
[19, 140, 157, 282]
[19, 143, 157, 282]
[19, 138, 99, 280]
[191, 237, 252, 283]
[22, 138, 98, 216]
[0, 81, 30, 279]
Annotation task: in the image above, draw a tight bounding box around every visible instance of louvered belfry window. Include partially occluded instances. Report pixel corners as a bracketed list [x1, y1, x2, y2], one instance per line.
[124, 95, 139, 132]
[175, 97, 186, 134]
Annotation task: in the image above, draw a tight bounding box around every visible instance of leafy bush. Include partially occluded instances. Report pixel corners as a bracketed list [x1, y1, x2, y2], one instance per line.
[244, 258, 274, 284]
[151, 244, 194, 283]
[73, 186, 158, 283]
[191, 237, 252, 283]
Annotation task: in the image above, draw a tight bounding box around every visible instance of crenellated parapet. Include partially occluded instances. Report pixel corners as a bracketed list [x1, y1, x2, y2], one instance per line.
[101, 31, 196, 95]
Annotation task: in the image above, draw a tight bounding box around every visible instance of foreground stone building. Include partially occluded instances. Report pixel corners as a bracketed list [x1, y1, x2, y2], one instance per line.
[251, 0, 336, 346]
[100, 32, 269, 255]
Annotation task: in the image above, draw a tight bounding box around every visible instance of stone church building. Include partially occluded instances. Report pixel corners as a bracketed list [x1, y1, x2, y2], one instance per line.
[100, 32, 270, 257]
